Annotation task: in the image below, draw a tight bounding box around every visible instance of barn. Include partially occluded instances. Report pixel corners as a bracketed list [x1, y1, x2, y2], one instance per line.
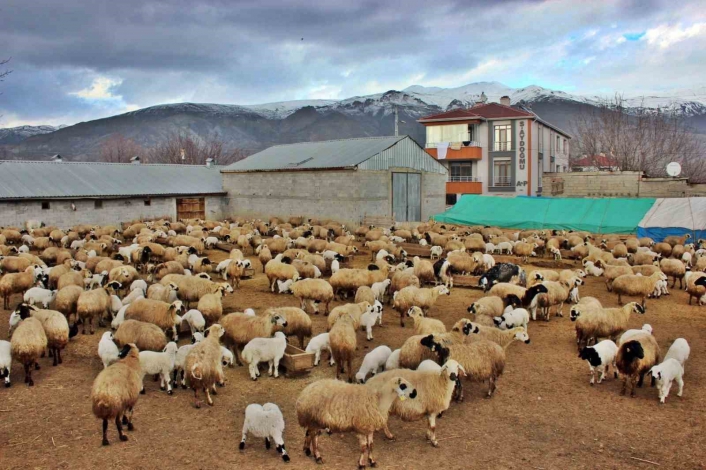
[0, 159, 226, 227]
[221, 136, 447, 225]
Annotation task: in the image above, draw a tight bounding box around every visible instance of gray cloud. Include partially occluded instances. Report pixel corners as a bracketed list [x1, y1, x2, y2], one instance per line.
[0, 0, 703, 126]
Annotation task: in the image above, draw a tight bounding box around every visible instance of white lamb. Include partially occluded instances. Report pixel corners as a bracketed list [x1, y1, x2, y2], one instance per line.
[650, 359, 684, 404]
[416, 359, 442, 372]
[17, 245, 29, 254]
[360, 301, 384, 340]
[430, 246, 443, 260]
[619, 324, 653, 344]
[579, 339, 618, 385]
[370, 279, 390, 303]
[242, 332, 287, 381]
[173, 332, 204, 388]
[385, 348, 401, 370]
[182, 309, 206, 335]
[139, 342, 179, 394]
[569, 286, 580, 304]
[277, 279, 294, 294]
[583, 261, 604, 277]
[130, 279, 148, 295]
[221, 346, 234, 367]
[239, 403, 290, 462]
[243, 308, 256, 317]
[0, 340, 12, 387]
[305, 332, 334, 366]
[485, 243, 496, 254]
[85, 271, 109, 290]
[70, 239, 86, 250]
[109, 295, 123, 318]
[495, 241, 514, 254]
[494, 308, 530, 331]
[121, 289, 144, 305]
[681, 252, 693, 268]
[23, 287, 57, 308]
[111, 305, 129, 330]
[355, 345, 392, 383]
[204, 236, 219, 249]
[419, 239, 428, 246]
[98, 331, 120, 369]
[481, 253, 496, 270]
[664, 338, 690, 372]
[650, 279, 669, 298]
[216, 259, 233, 280]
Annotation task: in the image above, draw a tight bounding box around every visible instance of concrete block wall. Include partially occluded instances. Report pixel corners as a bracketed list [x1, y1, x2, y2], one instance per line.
[222, 169, 447, 225]
[542, 171, 706, 198]
[205, 196, 227, 221]
[0, 197, 176, 228]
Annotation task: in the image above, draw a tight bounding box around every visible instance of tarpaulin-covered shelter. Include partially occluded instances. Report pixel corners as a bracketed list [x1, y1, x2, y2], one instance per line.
[433, 195, 656, 234]
[637, 198, 706, 241]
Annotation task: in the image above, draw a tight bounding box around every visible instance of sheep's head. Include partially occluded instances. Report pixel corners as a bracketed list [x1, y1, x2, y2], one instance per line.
[436, 285, 451, 296]
[106, 281, 122, 292]
[630, 303, 645, 315]
[579, 346, 603, 366]
[569, 306, 581, 321]
[271, 314, 288, 328]
[117, 343, 139, 360]
[407, 306, 423, 318]
[514, 329, 530, 344]
[440, 360, 465, 382]
[170, 301, 185, 315]
[393, 378, 417, 402]
[621, 340, 645, 362]
[467, 303, 477, 314]
[204, 324, 225, 339]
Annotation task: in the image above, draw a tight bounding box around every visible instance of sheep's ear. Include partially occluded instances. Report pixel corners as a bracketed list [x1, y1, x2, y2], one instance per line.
[117, 345, 132, 359]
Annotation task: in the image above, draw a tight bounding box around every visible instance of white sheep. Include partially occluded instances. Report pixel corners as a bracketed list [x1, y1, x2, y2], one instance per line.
[619, 324, 654, 344]
[485, 243, 495, 254]
[239, 403, 290, 462]
[430, 246, 443, 260]
[130, 279, 148, 295]
[216, 259, 233, 280]
[494, 308, 530, 331]
[121, 288, 145, 305]
[650, 359, 684, 404]
[277, 279, 294, 294]
[204, 236, 220, 249]
[0, 340, 11, 387]
[111, 305, 128, 330]
[355, 345, 392, 383]
[305, 333, 334, 366]
[481, 253, 496, 271]
[360, 300, 384, 340]
[98, 331, 119, 369]
[23, 287, 57, 309]
[182, 309, 206, 335]
[242, 332, 287, 380]
[370, 279, 390, 304]
[109, 294, 123, 318]
[664, 338, 690, 372]
[495, 241, 514, 254]
[385, 349, 401, 370]
[416, 359, 442, 372]
[139, 341, 179, 394]
[419, 239, 428, 246]
[221, 346, 234, 367]
[578, 339, 618, 385]
[583, 261, 604, 277]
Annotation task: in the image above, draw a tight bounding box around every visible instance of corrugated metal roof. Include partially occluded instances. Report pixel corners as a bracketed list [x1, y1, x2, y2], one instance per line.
[221, 136, 408, 172]
[359, 136, 447, 174]
[0, 161, 225, 200]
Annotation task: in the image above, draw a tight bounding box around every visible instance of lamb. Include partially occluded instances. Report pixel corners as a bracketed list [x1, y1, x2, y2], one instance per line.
[306, 333, 334, 366]
[185, 324, 227, 408]
[370, 278, 390, 304]
[271, 306, 312, 348]
[494, 308, 530, 331]
[239, 403, 290, 462]
[619, 324, 654, 344]
[279, 278, 333, 315]
[664, 338, 690, 371]
[578, 340, 618, 385]
[91, 344, 142, 445]
[295, 376, 416, 467]
[125, 299, 184, 340]
[242, 332, 288, 380]
[220, 311, 288, 366]
[329, 313, 357, 382]
[114, 320, 168, 352]
[138, 342, 179, 394]
[365, 360, 464, 447]
[99, 331, 120, 369]
[408, 306, 446, 335]
[355, 346, 392, 383]
[172, 333, 204, 389]
[531, 280, 576, 321]
[385, 349, 400, 370]
[23, 287, 57, 309]
[360, 302, 384, 340]
[616, 333, 661, 397]
[659, 258, 687, 288]
[612, 271, 667, 308]
[0, 340, 11, 387]
[77, 287, 112, 334]
[121, 287, 144, 305]
[0, 266, 39, 309]
[571, 302, 644, 350]
[430, 246, 443, 260]
[393, 285, 450, 327]
[265, 256, 300, 292]
[583, 260, 604, 277]
[182, 309, 206, 336]
[650, 359, 684, 404]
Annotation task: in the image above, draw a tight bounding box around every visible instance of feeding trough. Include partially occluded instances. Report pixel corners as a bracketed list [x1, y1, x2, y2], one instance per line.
[399, 242, 432, 258]
[281, 344, 315, 377]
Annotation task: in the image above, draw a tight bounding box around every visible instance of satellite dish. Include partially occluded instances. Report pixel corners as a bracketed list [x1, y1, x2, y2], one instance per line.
[666, 162, 682, 177]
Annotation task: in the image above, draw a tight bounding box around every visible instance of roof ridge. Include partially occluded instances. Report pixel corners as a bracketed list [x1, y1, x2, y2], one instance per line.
[0, 160, 219, 168]
[264, 135, 404, 149]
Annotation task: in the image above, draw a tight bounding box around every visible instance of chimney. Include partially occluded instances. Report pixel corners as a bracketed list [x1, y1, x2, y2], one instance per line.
[475, 91, 488, 105]
[205, 158, 215, 168]
[130, 156, 141, 164]
[500, 96, 511, 106]
[50, 154, 62, 163]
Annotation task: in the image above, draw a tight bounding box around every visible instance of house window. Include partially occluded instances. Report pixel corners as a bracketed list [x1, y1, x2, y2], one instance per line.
[446, 194, 458, 205]
[556, 136, 561, 153]
[94, 200, 103, 209]
[426, 124, 468, 146]
[41, 202, 50, 210]
[449, 162, 473, 182]
[493, 158, 512, 186]
[564, 139, 568, 153]
[493, 124, 512, 151]
[538, 126, 543, 152]
[144, 199, 151, 206]
[467, 124, 477, 142]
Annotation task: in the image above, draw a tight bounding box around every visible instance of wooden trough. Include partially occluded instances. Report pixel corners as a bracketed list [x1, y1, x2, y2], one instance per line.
[452, 274, 482, 289]
[281, 345, 316, 377]
[399, 242, 432, 258]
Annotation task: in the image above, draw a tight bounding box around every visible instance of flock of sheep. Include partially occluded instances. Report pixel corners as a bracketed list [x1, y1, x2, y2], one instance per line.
[0, 217, 702, 468]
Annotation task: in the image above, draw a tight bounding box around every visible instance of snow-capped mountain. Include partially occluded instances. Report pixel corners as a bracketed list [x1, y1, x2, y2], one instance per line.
[0, 124, 66, 145]
[4, 82, 706, 160]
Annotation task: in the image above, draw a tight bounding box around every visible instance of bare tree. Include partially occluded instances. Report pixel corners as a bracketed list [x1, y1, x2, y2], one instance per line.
[146, 131, 247, 165]
[0, 57, 11, 84]
[99, 133, 144, 163]
[571, 95, 706, 181]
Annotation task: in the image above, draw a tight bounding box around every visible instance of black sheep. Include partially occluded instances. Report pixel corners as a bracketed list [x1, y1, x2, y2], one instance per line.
[478, 263, 525, 292]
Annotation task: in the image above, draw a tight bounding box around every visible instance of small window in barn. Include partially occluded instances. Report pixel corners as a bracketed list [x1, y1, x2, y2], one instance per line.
[94, 200, 103, 209]
[41, 201, 50, 210]
[144, 199, 151, 206]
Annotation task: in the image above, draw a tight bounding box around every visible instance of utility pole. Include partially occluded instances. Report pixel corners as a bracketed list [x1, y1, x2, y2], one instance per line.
[394, 106, 399, 137]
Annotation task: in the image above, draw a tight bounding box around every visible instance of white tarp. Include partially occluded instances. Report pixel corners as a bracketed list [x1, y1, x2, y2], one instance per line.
[637, 197, 706, 241]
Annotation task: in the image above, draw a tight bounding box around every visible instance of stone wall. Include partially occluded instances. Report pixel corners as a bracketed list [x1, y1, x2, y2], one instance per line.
[542, 171, 706, 198]
[222, 169, 446, 225]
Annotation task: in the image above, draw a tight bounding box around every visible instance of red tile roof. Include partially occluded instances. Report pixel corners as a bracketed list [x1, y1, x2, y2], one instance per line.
[573, 155, 619, 167]
[418, 102, 535, 122]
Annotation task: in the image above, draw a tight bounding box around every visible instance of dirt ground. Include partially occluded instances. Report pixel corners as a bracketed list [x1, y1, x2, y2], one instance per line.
[1, 244, 705, 470]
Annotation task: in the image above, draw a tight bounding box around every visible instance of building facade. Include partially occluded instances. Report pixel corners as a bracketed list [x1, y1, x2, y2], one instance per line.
[418, 98, 571, 203]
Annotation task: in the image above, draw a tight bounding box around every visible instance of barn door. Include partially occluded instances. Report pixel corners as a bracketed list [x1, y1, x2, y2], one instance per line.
[392, 173, 421, 222]
[176, 198, 205, 221]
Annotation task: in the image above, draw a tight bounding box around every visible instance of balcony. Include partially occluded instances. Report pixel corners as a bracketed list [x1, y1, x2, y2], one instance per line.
[446, 176, 482, 195]
[425, 141, 482, 160]
[491, 176, 512, 187]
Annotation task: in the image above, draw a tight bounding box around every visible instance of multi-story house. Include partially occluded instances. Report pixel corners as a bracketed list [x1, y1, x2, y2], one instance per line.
[418, 97, 571, 204]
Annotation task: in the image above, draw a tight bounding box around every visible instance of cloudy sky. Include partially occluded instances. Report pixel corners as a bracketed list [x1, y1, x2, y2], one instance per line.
[1, 0, 705, 127]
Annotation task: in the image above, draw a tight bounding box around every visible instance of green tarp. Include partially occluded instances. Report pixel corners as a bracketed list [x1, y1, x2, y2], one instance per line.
[433, 195, 656, 234]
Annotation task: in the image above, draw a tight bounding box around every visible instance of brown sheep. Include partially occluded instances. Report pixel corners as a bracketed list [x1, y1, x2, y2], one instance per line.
[0, 266, 38, 309]
[125, 299, 184, 339]
[77, 287, 111, 334]
[185, 324, 227, 408]
[616, 333, 660, 397]
[10, 314, 47, 386]
[329, 313, 357, 383]
[114, 320, 167, 352]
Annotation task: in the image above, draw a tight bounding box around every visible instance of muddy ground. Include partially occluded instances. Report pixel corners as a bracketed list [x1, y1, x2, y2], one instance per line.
[1, 245, 705, 469]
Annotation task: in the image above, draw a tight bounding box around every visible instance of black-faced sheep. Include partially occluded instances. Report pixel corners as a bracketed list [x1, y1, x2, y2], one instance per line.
[616, 333, 660, 397]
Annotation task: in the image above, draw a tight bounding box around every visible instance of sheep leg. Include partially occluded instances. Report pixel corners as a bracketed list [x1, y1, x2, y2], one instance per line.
[366, 325, 373, 341]
[366, 433, 376, 467]
[204, 387, 214, 406]
[455, 379, 464, 402]
[115, 415, 128, 442]
[382, 424, 395, 441]
[676, 375, 684, 397]
[101, 419, 110, 445]
[90, 317, 95, 335]
[234, 346, 244, 367]
[328, 347, 335, 366]
[303, 429, 312, 457]
[299, 334, 305, 349]
[273, 357, 281, 378]
[311, 429, 323, 464]
[617, 294, 622, 305]
[357, 434, 368, 469]
[589, 366, 596, 385]
[268, 360, 274, 377]
[164, 372, 173, 395]
[193, 388, 202, 408]
[399, 312, 405, 328]
[487, 376, 497, 397]
[52, 348, 58, 367]
[314, 350, 321, 366]
[348, 359, 354, 383]
[427, 414, 439, 447]
[630, 376, 638, 397]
